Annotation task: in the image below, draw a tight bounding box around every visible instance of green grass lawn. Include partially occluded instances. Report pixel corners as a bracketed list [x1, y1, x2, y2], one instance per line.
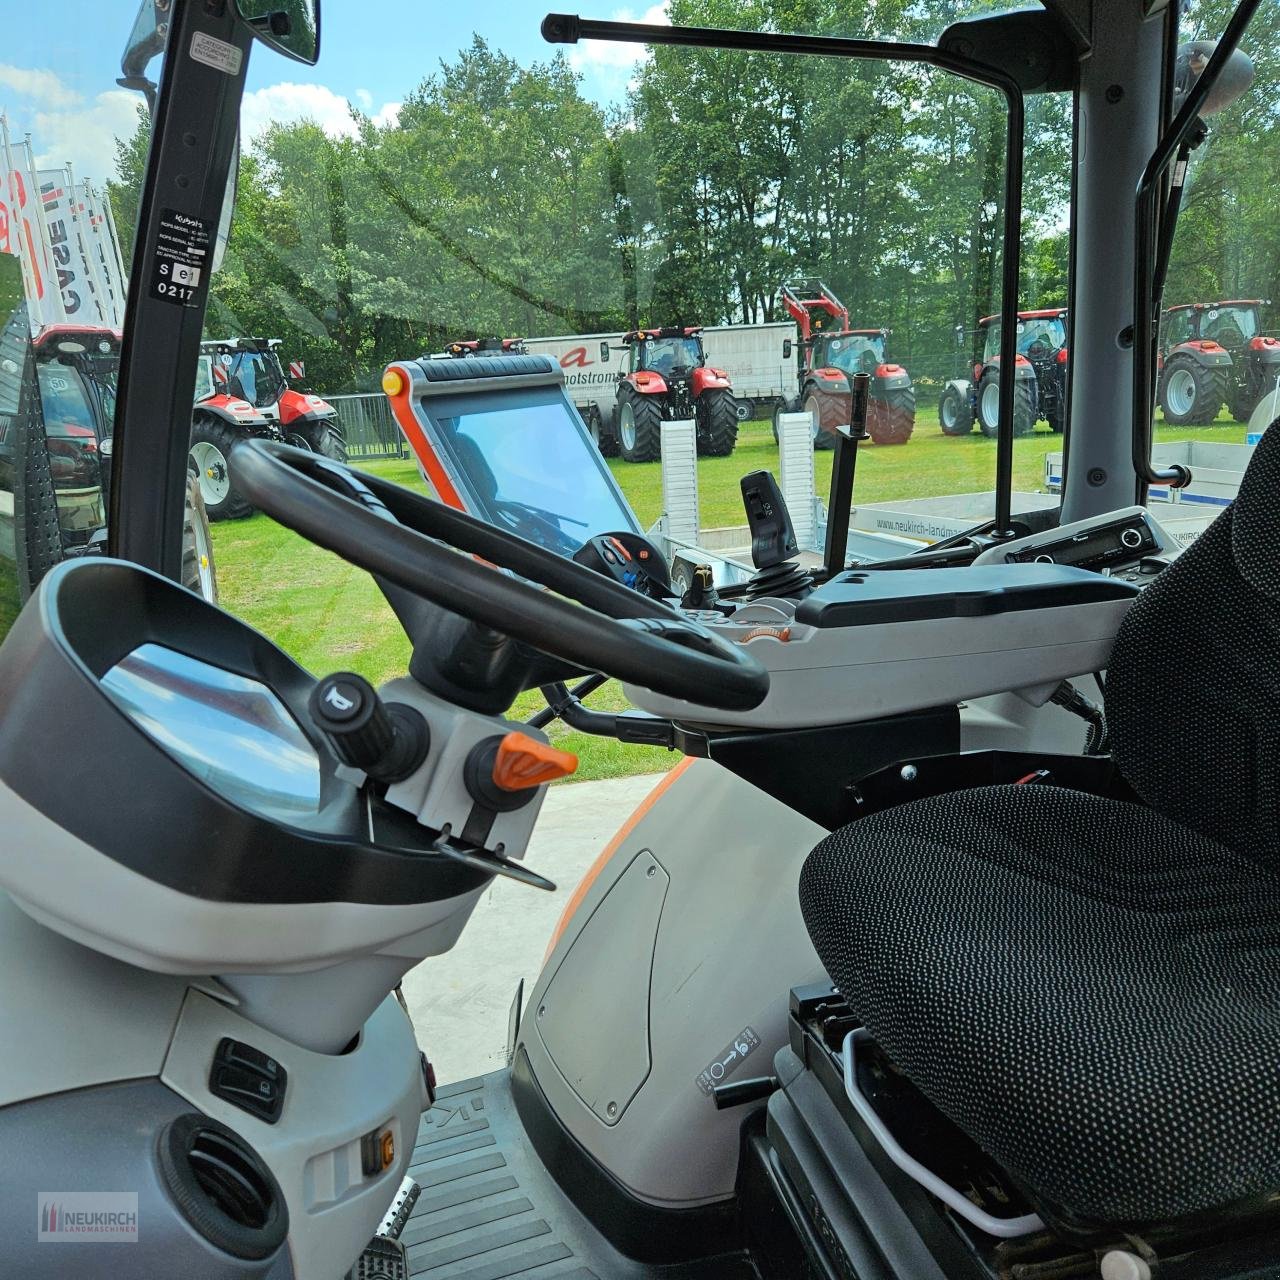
[211, 409, 1255, 781]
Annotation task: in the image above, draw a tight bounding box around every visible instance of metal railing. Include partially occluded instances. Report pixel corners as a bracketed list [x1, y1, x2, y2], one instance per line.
[328, 392, 407, 460]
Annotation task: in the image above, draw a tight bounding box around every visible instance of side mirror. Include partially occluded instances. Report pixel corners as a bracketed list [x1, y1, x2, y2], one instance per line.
[234, 0, 321, 65]
[782, 339, 793, 360]
[1175, 40, 1254, 118]
[954, 324, 965, 348]
[599, 341, 610, 364]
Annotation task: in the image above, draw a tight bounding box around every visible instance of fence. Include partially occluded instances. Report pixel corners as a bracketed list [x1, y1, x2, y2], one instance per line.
[328, 392, 407, 461]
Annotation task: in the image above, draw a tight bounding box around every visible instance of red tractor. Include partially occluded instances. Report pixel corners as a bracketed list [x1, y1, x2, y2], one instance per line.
[773, 279, 915, 448]
[610, 326, 739, 463]
[189, 337, 345, 520]
[1158, 300, 1280, 424]
[939, 309, 1066, 437]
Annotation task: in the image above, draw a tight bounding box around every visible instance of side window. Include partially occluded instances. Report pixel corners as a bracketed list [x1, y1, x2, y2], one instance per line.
[0, 15, 152, 646]
[1150, 3, 1269, 547]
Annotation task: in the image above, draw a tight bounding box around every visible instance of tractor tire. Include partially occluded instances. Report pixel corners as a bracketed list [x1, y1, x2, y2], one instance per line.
[293, 415, 348, 463]
[181, 474, 218, 604]
[804, 386, 846, 450]
[617, 391, 662, 463]
[866, 385, 915, 446]
[938, 384, 974, 436]
[1159, 356, 1227, 426]
[189, 413, 254, 521]
[1229, 384, 1257, 424]
[697, 388, 739, 457]
[584, 405, 618, 457]
[770, 398, 799, 444]
[977, 372, 1035, 438]
[1046, 401, 1065, 434]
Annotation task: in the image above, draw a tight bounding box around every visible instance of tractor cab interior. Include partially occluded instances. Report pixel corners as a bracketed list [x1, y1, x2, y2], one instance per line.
[1, 2, 1278, 1279]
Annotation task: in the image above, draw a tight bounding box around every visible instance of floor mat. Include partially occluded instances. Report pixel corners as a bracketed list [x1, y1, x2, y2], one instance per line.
[404, 1071, 750, 1279]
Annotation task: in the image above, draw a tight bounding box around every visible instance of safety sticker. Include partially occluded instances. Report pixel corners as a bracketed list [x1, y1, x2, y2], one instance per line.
[695, 1025, 762, 1096]
[149, 208, 210, 309]
[190, 30, 243, 77]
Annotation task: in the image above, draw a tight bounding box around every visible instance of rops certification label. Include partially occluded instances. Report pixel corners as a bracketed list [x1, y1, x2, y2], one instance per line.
[150, 208, 210, 308]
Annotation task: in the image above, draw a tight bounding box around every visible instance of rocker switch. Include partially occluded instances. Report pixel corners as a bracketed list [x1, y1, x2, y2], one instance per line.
[211, 1038, 287, 1123]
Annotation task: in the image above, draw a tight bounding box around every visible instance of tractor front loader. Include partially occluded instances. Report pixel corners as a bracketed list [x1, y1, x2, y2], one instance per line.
[775, 279, 916, 448]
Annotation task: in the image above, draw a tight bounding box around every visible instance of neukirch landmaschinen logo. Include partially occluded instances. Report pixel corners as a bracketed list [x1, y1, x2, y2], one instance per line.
[38, 1192, 139, 1243]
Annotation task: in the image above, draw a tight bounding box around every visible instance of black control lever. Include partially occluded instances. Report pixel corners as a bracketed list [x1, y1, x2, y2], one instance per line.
[823, 371, 870, 580]
[740, 470, 812, 601]
[310, 672, 430, 783]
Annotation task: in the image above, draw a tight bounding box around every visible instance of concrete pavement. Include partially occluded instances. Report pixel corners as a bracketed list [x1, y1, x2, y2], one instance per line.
[400, 771, 669, 1084]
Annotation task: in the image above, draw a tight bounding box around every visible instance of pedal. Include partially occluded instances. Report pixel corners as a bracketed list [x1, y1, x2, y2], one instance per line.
[345, 1235, 408, 1280]
[376, 1175, 421, 1241]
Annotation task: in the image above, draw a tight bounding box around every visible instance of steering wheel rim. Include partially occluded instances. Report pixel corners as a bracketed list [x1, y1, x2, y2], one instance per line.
[230, 440, 769, 712]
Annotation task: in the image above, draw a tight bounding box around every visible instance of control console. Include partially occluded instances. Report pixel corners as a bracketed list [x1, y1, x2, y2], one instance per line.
[972, 506, 1177, 581]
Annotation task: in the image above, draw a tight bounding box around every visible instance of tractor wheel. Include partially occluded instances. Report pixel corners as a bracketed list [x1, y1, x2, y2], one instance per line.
[293, 415, 348, 463]
[866, 384, 915, 446]
[771, 398, 798, 444]
[1229, 384, 1257, 424]
[181, 474, 218, 604]
[1045, 401, 1065, 434]
[938, 385, 974, 436]
[1159, 356, 1227, 425]
[617, 391, 662, 462]
[803, 386, 846, 450]
[584, 405, 618, 457]
[977, 373, 1035, 438]
[189, 413, 254, 521]
[697, 388, 739, 457]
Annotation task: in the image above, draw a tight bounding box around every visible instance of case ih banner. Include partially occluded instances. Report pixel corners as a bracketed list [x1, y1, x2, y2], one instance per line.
[0, 115, 127, 332]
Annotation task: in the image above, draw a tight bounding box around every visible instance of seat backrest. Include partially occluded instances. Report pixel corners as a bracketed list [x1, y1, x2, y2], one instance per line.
[1108, 425, 1280, 860]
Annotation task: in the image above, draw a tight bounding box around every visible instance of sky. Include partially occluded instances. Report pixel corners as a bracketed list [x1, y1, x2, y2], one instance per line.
[0, 1, 667, 187]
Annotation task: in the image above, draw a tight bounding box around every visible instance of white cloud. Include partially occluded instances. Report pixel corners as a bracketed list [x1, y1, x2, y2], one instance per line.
[32, 89, 141, 187]
[567, 2, 670, 89]
[0, 64, 80, 109]
[239, 82, 401, 142]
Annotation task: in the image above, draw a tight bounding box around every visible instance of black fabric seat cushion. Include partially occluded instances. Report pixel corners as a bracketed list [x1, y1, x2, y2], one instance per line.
[799, 782, 1280, 1225]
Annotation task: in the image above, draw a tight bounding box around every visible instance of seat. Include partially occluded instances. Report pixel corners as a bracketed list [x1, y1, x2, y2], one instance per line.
[799, 425, 1280, 1227]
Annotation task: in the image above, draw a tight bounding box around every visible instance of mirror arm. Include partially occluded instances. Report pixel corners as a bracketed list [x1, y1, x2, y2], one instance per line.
[1132, 0, 1261, 497]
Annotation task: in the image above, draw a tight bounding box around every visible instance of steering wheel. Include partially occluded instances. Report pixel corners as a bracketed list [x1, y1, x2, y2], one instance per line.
[231, 440, 769, 712]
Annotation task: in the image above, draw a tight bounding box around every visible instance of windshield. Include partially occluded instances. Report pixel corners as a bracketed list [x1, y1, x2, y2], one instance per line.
[983, 316, 1067, 362]
[216, 351, 283, 408]
[821, 334, 885, 374]
[1200, 304, 1259, 347]
[0, 2, 1070, 770]
[36, 364, 98, 438]
[639, 337, 703, 372]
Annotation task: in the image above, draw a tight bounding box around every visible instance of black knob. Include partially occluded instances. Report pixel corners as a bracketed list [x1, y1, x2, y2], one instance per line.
[1120, 526, 1143, 550]
[309, 673, 429, 783]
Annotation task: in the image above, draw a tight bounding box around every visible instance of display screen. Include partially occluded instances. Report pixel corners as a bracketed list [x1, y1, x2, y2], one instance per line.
[101, 644, 322, 821]
[425, 389, 639, 557]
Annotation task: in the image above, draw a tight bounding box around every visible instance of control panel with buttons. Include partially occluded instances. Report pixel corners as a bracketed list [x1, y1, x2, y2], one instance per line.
[209, 1037, 287, 1123]
[1003, 515, 1158, 572]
